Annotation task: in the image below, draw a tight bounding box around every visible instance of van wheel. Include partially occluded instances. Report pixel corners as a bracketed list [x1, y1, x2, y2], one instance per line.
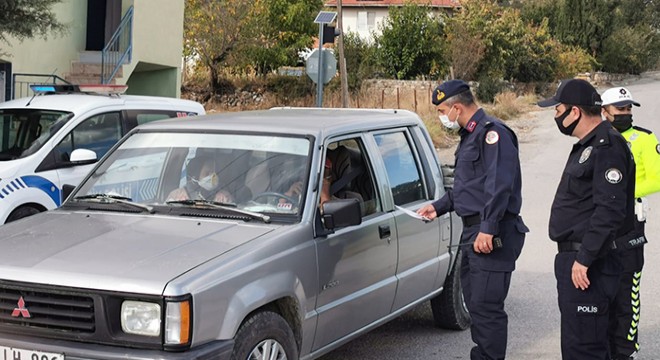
[430, 249, 471, 330]
[231, 311, 298, 360]
[6, 206, 41, 223]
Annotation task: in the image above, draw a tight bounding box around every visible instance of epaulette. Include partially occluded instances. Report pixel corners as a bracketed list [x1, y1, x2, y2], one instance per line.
[633, 125, 652, 135]
[484, 121, 494, 128]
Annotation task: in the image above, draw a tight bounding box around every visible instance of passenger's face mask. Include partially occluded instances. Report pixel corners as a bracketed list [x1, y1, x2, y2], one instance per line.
[195, 173, 218, 191]
[554, 107, 581, 136]
[611, 114, 633, 132]
[439, 106, 460, 130]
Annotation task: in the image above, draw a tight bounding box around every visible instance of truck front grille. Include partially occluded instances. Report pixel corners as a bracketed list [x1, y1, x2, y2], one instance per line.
[0, 284, 95, 333]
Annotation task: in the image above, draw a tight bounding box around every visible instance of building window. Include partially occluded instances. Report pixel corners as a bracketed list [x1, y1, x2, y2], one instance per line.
[357, 11, 376, 33]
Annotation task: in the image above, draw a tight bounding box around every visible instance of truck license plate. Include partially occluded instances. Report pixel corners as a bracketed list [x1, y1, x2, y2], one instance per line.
[0, 346, 64, 360]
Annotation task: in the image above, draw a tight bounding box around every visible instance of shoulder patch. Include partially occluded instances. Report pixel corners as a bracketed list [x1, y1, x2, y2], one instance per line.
[633, 125, 652, 135]
[579, 146, 593, 163]
[485, 130, 499, 145]
[657, 144, 660, 154]
[605, 168, 623, 184]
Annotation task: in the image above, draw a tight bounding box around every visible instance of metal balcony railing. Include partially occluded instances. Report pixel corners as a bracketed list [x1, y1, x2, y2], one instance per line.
[101, 6, 134, 84]
[11, 73, 71, 100]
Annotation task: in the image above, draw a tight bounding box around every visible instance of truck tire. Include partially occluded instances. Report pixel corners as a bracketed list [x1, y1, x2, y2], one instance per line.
[6, 206, 41, 223]
[430, 250, 471, 330]
[231, 311, 298, 360]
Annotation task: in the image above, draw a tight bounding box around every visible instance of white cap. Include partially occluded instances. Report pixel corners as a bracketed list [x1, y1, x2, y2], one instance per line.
[601, 87, 640, 107]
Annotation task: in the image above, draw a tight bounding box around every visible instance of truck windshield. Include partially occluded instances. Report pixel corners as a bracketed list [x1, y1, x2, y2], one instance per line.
[73, 132, 312, 216]
[0, 109, 73, 160]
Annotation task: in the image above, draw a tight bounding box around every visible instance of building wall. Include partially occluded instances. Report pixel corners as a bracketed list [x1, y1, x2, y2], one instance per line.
[118, 0, 184, 97]
[0, 0, 86, 79]
[341, 8, 390, 40]
[0, 0, 184, 98]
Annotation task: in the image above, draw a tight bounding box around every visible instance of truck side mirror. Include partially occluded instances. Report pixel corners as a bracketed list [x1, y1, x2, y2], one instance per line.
[322, 198, 362, 230]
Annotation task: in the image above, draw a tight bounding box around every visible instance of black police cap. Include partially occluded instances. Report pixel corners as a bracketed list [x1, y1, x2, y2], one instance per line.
[432, 80, 471, 106]
[538, 79, 602, 108]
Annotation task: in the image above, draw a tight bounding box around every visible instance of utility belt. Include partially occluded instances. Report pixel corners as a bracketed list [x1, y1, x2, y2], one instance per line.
[557, 233, 647, 253]
[461, 212, 517, 227]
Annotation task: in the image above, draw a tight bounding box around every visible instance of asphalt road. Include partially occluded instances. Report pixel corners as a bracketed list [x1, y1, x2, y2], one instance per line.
[319, 77, 660, 360]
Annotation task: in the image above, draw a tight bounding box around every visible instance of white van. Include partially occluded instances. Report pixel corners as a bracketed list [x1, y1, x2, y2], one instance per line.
[0, 84, 205, 223]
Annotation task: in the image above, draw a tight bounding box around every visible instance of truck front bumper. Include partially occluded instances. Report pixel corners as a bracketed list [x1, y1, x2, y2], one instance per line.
[0, 333, 233, 360]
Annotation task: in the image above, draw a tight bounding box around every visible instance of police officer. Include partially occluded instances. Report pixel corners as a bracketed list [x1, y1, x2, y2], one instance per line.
[418, 80, 528, 360]
[601, 86, 660, 360]
[538, 79, 636, 360]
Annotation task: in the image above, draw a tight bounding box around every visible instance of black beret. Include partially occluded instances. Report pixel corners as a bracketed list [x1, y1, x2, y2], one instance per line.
[432, 80, 471, 106]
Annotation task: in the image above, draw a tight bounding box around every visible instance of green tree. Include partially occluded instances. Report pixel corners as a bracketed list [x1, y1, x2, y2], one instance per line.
[555, 0, 616, 57]
[342, 32, 382, 93]
[234, 0, 322, 75]
[0, 0, 66, 54]
[374, 2, 447, 80]
[184, 0, 258, 91]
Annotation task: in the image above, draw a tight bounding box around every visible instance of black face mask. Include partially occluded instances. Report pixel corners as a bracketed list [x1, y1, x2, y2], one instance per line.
[611, 114, 633, 132]
[554, 107, 581, 136]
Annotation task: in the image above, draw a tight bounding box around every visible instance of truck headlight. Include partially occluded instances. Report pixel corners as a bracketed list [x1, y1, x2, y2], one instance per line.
[165, 299, 191, 345]
[121, 301, 161, 336]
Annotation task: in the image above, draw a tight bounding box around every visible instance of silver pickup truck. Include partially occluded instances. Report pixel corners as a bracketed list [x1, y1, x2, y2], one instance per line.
[0, 108, 467, 360]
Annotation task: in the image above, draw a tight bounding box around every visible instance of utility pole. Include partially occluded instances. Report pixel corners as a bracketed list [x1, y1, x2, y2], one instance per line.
[337, 0, 350, 108]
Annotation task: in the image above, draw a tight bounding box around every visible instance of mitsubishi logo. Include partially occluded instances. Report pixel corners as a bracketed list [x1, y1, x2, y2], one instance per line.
[11, 296, 31, 318]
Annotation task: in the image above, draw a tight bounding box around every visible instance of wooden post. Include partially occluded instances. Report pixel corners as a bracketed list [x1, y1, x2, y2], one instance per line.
[396, 87, 400, 109]
[337, 0, 350, 107]
[414, 89, 417, 113]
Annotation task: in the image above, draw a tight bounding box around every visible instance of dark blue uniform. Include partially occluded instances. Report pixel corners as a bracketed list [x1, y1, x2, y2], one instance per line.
[550, 121, 636, 360]
[433, 109, 528, 360]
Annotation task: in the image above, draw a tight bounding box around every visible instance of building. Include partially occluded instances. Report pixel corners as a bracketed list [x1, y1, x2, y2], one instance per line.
[324, 0, 461, 41]
[0, 0, 186, 101]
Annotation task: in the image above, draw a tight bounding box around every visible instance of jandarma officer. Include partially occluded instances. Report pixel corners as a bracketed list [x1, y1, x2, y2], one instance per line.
[601, 86, 660, 360]
[538, 79, 636, 360]
[418, 80, 528, 360]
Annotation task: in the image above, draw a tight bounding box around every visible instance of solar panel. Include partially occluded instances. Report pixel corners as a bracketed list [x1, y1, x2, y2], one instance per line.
[314, 11, 337, 24]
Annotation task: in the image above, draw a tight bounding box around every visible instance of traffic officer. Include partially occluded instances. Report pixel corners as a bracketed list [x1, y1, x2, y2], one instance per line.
[418, 79, 528, 360]
[601, 86, 660, 360]
[538, 79, 636, 360]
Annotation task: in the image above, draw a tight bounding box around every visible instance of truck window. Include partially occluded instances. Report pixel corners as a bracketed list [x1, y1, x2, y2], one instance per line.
[374, 131, 426, 205]
[324, 138, 380, 216]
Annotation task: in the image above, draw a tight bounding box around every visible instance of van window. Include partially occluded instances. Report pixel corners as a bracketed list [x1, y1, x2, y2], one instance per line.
[0, 109, 72, 160]
[136, 113, 175, 126]
[54, 112, 122, 161]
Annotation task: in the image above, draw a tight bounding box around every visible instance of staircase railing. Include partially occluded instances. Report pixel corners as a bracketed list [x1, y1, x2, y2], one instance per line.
[101, 6, 134, 84]
[11, 73, 71, 100]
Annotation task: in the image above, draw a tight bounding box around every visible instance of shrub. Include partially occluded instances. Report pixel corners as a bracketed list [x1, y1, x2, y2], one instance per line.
[475, 76, 503, 104]
[265, 75, 314, 101]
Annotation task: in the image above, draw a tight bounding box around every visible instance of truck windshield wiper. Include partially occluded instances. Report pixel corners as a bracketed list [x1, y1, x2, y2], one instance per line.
[73, 193, 154, 214]
[166, 199, 271, 223]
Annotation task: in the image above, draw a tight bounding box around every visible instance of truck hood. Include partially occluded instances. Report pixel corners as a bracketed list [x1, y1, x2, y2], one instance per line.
[0, 211, 275, 294]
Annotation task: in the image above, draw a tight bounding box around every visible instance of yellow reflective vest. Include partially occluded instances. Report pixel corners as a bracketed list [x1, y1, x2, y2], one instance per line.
[621, 126, 660, 198]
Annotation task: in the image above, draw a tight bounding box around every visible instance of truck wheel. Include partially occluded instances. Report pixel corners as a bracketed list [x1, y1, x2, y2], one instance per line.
[6, 206, 41, 223]
[231, 311, 298, 360]
[430, 250, 471, 330]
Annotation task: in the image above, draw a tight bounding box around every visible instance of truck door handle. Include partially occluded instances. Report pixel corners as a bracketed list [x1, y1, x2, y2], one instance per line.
[378, 225, 391, 239]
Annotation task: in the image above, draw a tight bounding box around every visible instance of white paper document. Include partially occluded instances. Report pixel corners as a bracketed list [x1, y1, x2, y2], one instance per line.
[395, 205, 431, 222]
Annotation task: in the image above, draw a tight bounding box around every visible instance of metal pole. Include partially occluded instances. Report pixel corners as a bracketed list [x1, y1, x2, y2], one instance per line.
[316, 24, 324, 107]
